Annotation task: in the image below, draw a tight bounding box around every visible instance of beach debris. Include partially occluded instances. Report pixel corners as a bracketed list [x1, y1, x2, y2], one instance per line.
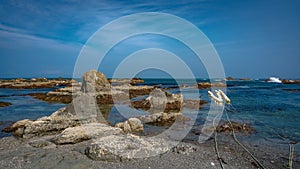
[211, 162, 215, 166]
[289, 142, 296, 169]
[171, 144, 197, 155]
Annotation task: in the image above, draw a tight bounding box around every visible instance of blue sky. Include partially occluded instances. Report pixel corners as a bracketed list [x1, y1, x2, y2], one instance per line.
[0, 0, 299, 78]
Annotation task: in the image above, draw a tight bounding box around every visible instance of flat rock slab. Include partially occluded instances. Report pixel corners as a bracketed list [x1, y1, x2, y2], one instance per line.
[52, 123, 123, 144]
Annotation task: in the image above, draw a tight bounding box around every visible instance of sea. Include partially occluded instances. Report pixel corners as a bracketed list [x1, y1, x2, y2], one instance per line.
[0, 78, 299, 147]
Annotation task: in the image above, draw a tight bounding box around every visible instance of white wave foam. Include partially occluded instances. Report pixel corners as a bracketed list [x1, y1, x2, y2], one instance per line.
[268, 77, 282, 83]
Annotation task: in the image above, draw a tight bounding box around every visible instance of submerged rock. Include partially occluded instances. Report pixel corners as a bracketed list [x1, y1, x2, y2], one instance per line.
[283, 88, 300, 92]
[27, 92, 73, 104]
[0, 101, 12, 107]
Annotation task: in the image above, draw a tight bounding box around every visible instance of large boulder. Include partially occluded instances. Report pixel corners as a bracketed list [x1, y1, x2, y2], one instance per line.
[81, 70, 111, 93]
[52, 123, 123, 144]
[85, 134, 176, 162]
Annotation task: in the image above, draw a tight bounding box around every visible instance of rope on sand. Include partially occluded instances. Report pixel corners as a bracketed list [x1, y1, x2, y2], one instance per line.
[208, 90, 266, 169]
[225, 109, 266, 169]
[213, 123, 225, 169]
[289, 143, 294, 169]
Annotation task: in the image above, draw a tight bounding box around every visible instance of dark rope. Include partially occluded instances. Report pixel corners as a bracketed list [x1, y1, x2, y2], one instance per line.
[225, 107, 267, 169]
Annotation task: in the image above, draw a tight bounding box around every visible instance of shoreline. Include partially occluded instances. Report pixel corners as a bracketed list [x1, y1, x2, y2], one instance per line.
[0, 132, 298, 169]
[1, 72, 300, 168]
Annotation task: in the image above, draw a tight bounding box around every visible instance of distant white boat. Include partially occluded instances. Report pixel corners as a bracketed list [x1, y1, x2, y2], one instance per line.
[267, 77, 282, 83]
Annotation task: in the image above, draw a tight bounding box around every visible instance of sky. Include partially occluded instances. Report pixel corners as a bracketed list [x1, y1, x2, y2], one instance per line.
[0, 0, 299, 79]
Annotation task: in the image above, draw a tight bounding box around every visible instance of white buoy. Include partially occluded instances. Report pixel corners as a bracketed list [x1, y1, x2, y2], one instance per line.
[218, 89, 230, 104]
[208, 91, 223, 103]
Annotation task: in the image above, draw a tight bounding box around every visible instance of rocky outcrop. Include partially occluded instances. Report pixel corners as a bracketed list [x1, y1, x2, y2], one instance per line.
[0, 101, 12, 107]
[52, 123, 123, 144]
[85, 133, 176, 162]
[137, 112, 189, 126]
[108, 78, 144, 85]
[27, 92, 73, 104]
[0, 78, 75, 89]
[130, 88, 183, 113]
[96, 90, 129, 104]
[225, 77, 251, 81]
[197, 82, 226, 89]
[226, 77, 235, 81]
[182, 99, 207, 109]
[2, 97, 103, 138]
[25, 71, 151, 105]
[282, 79, 300, 84]
[115, 118, 144, 133]
[81, 70, 111, 93]
[128, 86, 153, 98]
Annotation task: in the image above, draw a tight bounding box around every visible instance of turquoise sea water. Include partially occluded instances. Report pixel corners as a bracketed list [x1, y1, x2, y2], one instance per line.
[0, 79, 299, 144]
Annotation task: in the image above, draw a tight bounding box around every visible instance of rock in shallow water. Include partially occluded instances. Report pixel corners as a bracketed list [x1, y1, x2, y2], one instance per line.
[138, 112, 190, 126]
[81, 70, 111, 93]
[130, 88, 183, 113]
[2, 100, 100, 138]
[0, 101, 12, 107]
